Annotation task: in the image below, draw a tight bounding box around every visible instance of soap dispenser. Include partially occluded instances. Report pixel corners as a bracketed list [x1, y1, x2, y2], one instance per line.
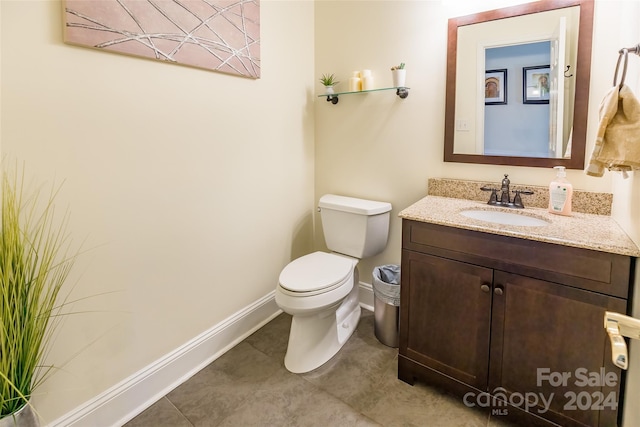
[548, 166, 573, 216]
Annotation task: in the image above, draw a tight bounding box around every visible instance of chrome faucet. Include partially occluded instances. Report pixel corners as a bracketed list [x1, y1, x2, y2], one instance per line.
[481, 174, 534, 208]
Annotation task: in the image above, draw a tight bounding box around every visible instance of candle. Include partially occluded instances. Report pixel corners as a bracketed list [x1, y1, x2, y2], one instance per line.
[361, 70, 374, 90]
[348, 71, 362, 92]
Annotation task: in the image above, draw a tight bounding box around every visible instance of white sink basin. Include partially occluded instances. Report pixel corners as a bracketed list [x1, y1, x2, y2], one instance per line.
[460, 209, 550, 227]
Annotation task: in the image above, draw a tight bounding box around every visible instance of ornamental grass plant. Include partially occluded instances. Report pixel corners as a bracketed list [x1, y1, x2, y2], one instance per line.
[0, 167, 78, 420]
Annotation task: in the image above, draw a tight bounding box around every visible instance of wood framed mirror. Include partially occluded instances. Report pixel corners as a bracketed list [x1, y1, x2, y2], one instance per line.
[443, 0, 594, 169]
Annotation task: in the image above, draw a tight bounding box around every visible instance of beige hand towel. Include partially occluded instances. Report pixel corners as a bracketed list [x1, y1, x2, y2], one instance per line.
[585, 84, 640, 177]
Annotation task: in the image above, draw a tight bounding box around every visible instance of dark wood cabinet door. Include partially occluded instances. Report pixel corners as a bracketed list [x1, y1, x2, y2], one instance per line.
[489, 271, 626, 427]
[400, 250, 493, 390]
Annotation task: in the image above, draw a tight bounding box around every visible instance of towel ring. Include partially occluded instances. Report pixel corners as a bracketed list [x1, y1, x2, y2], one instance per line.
[613, 49, 629, 89]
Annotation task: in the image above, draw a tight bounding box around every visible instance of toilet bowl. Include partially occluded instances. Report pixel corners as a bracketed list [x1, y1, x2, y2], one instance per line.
[276, 251, 361, 373]
[275, 194, 392, 374]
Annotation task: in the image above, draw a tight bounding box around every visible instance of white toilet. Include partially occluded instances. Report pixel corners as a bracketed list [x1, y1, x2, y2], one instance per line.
[275, 194, 392, 373]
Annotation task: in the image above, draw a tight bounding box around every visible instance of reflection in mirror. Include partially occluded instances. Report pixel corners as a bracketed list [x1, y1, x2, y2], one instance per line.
[444, 0, 594, 169]
[484, 42, 554, 157]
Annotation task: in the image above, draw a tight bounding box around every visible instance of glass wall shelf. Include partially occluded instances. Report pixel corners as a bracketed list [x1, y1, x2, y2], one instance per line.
[318, 87, 409, 104]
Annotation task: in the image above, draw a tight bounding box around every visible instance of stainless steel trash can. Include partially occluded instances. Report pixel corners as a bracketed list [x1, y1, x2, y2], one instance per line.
[374, 295, 399, 347]
[372, 265, 400, 348]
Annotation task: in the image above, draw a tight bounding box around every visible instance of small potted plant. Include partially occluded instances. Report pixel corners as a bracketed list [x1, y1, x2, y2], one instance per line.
[390, 63, 406, 88]
[319, 73, 340, 94]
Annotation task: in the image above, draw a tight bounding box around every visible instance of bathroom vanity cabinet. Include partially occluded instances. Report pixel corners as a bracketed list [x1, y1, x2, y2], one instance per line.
[398, 219, 635, 427]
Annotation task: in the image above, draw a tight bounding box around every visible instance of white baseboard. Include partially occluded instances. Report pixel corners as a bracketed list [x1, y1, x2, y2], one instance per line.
[48, 283, 375, 427]
[358, 280, 374, 312]
[47, 292, 282, 427]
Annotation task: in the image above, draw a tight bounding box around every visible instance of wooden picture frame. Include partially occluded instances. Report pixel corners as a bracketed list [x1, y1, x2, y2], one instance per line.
[485, 69, 507, 105]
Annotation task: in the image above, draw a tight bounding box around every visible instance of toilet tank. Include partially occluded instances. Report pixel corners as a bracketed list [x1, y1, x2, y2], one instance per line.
[318, 194, 392, 258]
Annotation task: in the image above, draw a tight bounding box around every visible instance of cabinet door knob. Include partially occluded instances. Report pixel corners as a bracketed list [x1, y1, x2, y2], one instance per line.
[494, 287, 504, 296]
[480, 284, 491, 293]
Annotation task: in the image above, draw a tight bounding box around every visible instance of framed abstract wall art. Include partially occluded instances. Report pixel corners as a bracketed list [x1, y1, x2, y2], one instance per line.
[63, 0, 260, 79]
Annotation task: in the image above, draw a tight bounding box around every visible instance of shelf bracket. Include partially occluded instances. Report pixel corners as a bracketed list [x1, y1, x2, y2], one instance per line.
[325, 95, 339, 104]
[396, 87, 409, 99]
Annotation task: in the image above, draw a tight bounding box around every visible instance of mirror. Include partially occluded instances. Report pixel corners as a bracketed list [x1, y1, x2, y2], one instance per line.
[444, 0, 594, 168]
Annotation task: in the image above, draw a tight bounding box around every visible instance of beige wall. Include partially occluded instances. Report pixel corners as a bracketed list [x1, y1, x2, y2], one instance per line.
[314, 0, 447, 276]
[1, 0, 315, 422]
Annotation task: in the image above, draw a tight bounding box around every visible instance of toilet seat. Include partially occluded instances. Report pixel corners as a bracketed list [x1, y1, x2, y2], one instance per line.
[279, 252, 354, 296]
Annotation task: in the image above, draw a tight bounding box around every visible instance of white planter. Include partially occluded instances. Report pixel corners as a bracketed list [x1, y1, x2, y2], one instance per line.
[392, 69, 406, 88]
[324, 86, 335, 95]
[0, 403, 39, 427]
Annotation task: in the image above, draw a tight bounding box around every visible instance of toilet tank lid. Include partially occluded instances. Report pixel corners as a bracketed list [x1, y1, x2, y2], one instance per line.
[319, 194, 392, 215]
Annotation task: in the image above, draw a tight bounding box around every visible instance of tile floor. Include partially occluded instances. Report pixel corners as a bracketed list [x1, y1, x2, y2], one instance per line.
[124, 309, 517, 427]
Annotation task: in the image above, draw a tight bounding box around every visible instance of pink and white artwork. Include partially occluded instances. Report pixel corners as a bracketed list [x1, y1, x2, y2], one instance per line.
[63, 0, 260, 78]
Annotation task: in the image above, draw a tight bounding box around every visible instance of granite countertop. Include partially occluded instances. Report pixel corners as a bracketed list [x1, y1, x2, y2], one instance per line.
[399, 195, 640, 257]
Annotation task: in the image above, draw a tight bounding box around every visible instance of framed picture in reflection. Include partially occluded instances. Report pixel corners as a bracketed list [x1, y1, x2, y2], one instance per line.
[523, 65, 550, 104]
[485, 69, 507, 105]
